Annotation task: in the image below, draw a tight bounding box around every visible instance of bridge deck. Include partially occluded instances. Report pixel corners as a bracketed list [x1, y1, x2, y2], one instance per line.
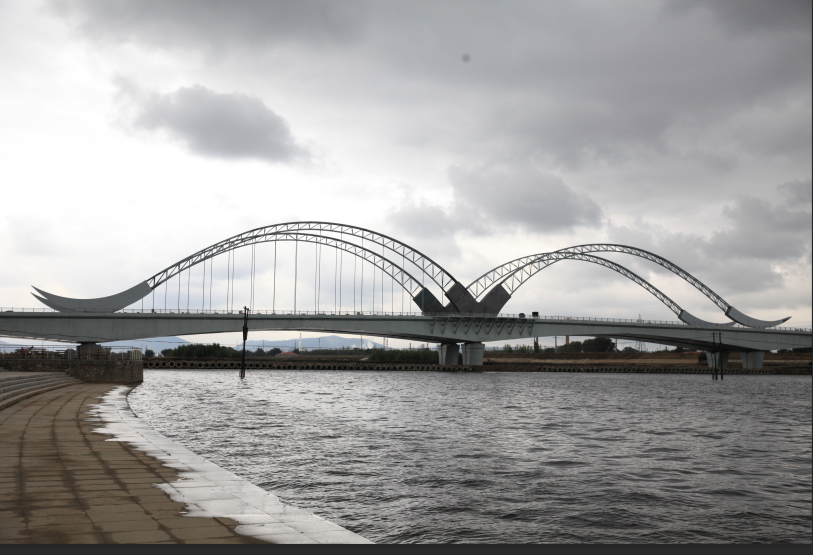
[1, 310, 810, 353]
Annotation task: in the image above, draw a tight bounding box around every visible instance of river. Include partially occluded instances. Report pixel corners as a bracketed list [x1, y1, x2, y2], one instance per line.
[128, 370, 811, 543]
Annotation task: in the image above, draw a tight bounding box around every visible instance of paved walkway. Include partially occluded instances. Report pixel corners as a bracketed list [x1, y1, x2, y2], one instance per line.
[0, 384, 265, 543]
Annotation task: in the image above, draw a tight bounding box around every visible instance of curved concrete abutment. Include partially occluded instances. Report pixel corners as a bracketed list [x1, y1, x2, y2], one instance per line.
[94, 386, 372, 543]
[32, 281, 152, 313]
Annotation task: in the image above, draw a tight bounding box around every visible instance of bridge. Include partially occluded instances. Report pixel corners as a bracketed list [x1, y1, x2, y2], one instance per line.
[2, 222, 810, 368]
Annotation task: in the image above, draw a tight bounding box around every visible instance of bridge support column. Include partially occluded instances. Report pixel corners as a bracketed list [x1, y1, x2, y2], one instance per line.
[740, 352, 766, 370]
[706, 352, 730, 370]
[462, 342, 484, 366]
[438, 343, 460, 365]
[77, 343, 103, 358]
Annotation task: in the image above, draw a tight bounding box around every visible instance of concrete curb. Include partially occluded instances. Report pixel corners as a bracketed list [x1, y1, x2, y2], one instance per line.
[90, 386, 373, 544]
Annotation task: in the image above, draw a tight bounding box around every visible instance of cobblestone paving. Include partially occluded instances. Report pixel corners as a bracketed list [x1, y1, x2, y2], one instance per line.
[0, 384, 266, 544]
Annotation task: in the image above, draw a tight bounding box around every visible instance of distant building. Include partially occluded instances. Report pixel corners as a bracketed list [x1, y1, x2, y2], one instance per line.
[275, 352, 299, 357]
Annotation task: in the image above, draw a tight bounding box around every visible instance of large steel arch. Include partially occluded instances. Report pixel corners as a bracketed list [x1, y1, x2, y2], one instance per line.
[148, 222, 457, 293]
[468, 244, 790, 327]
[32, 226, 456, 313]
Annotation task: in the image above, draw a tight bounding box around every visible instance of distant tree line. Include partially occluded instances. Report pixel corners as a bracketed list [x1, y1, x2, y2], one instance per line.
[155, 343, 283, 359]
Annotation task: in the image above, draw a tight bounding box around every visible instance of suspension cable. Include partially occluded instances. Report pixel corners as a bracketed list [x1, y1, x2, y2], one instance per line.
[318, 240, 322, 313]
[187, 266, 190, 312]
[353, 252, 357, 313]
[361, 236, 364, 313]
[294, 240, 298, 313]
[273, 241, 277, 314]
[334, 239, 338, 314]
[402, 252, 405, 314]
[381, 243, 385, 313]
[250, 243, 256, 312]
[314, 240, 318, 312]
[226, 249, 230, 311]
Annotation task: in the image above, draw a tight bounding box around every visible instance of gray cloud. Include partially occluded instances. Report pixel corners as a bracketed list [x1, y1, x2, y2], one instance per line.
[608, 181, 812, 294]
[778, 178, 813, 205]
[448, 165, 603, 233]
[388, 164, 602, 248]
[54, 1, 811, 171]
[50, 0, 364, 54]
[666, 0, 812, 34]
[116, 79, 308, 162]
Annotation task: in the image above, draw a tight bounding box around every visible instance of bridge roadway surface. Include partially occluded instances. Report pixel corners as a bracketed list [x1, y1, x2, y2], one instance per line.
[1, 311, 810, 355]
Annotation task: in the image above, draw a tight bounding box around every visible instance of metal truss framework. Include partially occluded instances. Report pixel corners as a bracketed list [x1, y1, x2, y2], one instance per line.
[469, 244, 731, 310]
[498, 253, 687, 318]
[30, 226, 789, 327]
[467, 244, 790, 327]
[148, 222, 458, 295]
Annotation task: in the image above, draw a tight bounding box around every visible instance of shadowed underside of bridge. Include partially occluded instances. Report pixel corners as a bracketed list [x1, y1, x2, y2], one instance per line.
[1, 313, 809, 355]
[28, 221, 791, 329]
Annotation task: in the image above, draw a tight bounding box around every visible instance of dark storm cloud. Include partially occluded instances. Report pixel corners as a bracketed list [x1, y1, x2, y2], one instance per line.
[116, 79, 308, 162]
[53, 1, 811, 169]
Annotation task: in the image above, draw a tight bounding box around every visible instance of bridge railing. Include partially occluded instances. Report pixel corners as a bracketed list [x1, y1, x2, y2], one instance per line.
[1, 307, 810, 332]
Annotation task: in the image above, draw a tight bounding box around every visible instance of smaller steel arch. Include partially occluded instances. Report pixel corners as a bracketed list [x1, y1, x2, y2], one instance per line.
[494, 252, 735, 326]
[469, 244, 790, 327]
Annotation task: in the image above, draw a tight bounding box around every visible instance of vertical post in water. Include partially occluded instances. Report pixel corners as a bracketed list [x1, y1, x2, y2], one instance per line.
[719, 332, 724, 381]
[240, 306, 249, 379]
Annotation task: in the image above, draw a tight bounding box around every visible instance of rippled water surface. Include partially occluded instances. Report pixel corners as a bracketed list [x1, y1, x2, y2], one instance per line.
[128, 370, 811, 543]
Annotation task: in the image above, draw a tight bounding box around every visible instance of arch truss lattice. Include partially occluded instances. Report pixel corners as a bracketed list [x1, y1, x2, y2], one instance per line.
[468, 244, 788, 327]
[30, 227, 789, 327]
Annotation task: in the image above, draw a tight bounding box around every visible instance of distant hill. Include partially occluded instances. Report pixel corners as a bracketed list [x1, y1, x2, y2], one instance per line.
[241, 335, 383, 350]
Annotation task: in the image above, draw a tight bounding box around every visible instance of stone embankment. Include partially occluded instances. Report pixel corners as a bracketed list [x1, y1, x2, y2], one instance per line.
[141, 359, 810, 374]
[145, 359, 474, 372]
[0, 374, 371, 544]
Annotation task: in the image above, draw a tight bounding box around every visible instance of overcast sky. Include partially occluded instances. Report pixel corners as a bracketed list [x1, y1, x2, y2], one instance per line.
[1, 1, 810, 346]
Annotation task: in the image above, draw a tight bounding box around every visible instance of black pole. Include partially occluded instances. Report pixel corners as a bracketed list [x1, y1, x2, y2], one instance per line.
[719, 332, 724, 381]
[240, 306, 249, 379]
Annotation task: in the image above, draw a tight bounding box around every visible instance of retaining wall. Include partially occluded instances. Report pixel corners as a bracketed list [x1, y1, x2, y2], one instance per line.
[0, 359, 143, 384]
[143, 359, 809, 374]
[145, 359, 472, 372]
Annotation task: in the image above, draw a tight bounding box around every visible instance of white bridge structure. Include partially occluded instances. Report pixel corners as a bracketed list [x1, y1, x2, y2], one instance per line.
[2, 222, 809, 368]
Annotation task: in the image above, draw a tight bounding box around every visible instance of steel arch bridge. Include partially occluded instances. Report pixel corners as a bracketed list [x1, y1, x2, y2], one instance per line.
[30, 221, 790, 329]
